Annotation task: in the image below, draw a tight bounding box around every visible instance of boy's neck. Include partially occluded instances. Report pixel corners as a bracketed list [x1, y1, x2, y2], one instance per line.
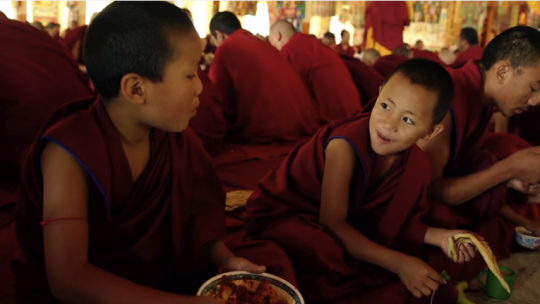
[103, 98, 150, 145]
[476, 62, 495, 108]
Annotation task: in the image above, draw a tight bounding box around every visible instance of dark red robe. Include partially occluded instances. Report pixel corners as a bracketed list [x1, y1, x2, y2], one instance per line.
[513, 106, 540, 146]
[451, 46, 484, 68]
[412, 49, 445, 66]
[63, 25, 87, 65]
[189, 68, 226, 156]
[244, 114, 434, 304]
[334, 44, 355, 58]
[0, 18, 93, 228]
[339, 55, 384, 107]
[372, 54, 409, 78]
[209, 29, 320, 144]
[281, 33, 361, 123]
[364, 1, 410, 51]
[13, 97, 296, 302]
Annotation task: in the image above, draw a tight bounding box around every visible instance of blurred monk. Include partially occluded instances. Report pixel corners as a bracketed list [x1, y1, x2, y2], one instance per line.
[63, 24, 87, 65]
[45, 22, 61, 41]
[209, 11, 319, 144]
[340, 55, 384, 105]
[372, 48, 409, 77]
[268, 19, 361, 123]
[245, 59, 478, 303]
[0, 16, 93, 302]
[414, 39, 424, 50]
[364, 1, 410, 56]
[13, 3, 272, 303]
[30, 21, 45, 31]
[335, 30, 355, 58]
[321, 31, 336, 48]
[439, 48, 456, 65]
[452, 27, 484, 67]
[361, 48, 380, 67]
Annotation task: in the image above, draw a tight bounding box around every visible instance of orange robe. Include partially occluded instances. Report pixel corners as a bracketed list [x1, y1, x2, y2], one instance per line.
[281, 33, 361, 124]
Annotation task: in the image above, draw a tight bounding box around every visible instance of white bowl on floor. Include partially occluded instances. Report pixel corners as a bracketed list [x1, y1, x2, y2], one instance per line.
[197, 271, 304, 304]
[516, 226, 540, 249]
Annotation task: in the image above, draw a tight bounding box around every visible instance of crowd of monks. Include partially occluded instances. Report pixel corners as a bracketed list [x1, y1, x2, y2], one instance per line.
[2, 1, 540, 304]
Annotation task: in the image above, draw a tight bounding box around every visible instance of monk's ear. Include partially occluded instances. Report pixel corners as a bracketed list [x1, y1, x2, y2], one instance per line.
[421, 124, 444, 141]
[495, 61, 510, 84]
[120, 73, 146, 106]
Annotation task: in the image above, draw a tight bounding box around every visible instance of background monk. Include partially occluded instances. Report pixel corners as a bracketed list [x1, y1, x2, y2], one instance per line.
[340, 55, 384, 106]
[245, 59, 478, 304]
[0, 17, 93, 302]
[45, 22, 61, 41]
[439, 48, 456, 65]
[452, 27, 484, 67]
[63, 24, 88, 66]
[413, 26, 540, 292]
[361, 48, 381, 67]
[321, 31, 336, 48]
[268, 20, 361, 123]
[13, 3, 271, 303]
[364, 1, 410, 56]
[209, 11, 320, 144]
[372, 49, 409, 77]
[335, 30, 355, 58]
[414, 39, 424, 50]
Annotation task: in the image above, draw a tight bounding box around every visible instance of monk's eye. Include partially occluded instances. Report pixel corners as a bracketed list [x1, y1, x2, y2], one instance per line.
[402, 117, 413, 125]
[531, 87, 537, 93]
[187, 75, 197, 79]
[381, 103, 390, 110]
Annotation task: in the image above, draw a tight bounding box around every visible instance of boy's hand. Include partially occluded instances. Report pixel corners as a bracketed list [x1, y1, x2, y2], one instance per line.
[524, 220, 540, 237]
[507, 178, 540, 195]
[218, 257, 266, 274]
[439, 230, 483, 263]
[396, 256, 444, 298]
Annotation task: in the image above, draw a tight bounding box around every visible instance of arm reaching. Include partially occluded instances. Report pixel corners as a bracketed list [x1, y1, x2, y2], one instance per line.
[41, 142, 214, 304]
[319, 139, 444, 298]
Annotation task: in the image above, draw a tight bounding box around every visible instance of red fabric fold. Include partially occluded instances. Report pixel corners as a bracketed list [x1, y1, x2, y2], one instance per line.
[364, 1, 410, 51]
[372, 54, 409, 77]
[339, 55, 384, 107]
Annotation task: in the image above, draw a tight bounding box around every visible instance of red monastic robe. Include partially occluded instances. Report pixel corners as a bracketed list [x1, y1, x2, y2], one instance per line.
[364, 1, 410, 52]
[339, 55, 384, 106]
[13, 97, 296, 302]
[412, 49, 445, 66]
[0, 18, 93, 228]
[513, 106, 540, 146]
[281, 33, 361, 123]
[372, 54, 409, 78]
[244, 114, 434, 304]
[334, 44, 355, 58]
[209, 29, 320, 144]
[189, 68, 226, 156]
[63, 25, 87, 65]
[451, 46, 484, 68]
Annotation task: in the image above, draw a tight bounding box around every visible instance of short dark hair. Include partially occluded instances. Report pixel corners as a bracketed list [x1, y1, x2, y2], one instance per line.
[323, 31, 335, 39]
[46, 22, 59, 29]
[459, 27, 479, 46]
[482, 26, 540, 71]
[340, 30, 349, 37]
[384, 59, 454, 124]
[209, 11, 241, 37]
[392, 46, 411, 56]
[415, 39, 423, 44]
[84, 2, 194, 101]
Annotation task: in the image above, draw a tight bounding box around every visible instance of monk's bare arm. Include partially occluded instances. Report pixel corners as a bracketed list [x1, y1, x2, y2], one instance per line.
[417, 113, 512, 205]
[319, 139, 406, 273]
[41, 142, 213, 304]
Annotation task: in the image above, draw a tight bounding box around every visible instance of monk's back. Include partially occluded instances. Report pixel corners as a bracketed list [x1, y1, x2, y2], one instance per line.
[211, 29, 319, 144]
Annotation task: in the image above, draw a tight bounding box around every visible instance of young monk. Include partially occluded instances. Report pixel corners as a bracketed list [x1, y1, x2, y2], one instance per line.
[244, 59, 478, 304]
[209, 11, 320, 144]
[268, 19, 361, 123]
[13, 3, 267, 303]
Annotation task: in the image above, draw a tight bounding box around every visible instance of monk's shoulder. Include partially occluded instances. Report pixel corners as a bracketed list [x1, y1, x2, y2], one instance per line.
[409, 144, 434, 182]
[42, 97, 100, 142]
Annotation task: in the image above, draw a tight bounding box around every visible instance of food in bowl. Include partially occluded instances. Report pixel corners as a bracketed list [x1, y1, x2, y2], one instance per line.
[515, 226, 540, 249]
[198, 272, 304, 304]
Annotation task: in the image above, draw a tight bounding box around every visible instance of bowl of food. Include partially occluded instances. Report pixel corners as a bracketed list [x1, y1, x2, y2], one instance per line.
[197, 271, 304, 304]
[515, 227, 540, 249]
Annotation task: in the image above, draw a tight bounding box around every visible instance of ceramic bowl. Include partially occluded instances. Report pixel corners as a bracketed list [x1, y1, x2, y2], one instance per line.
[197, 271, 304, 304]
[515, 226, 540, 249]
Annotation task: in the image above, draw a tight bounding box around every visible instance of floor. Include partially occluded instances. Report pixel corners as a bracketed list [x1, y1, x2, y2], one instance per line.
[466, 250, 540, 304]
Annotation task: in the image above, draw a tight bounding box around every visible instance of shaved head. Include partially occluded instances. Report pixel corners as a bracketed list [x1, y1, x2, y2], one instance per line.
[362, 48, 381, 66]
[392, 46, 413, 58]
[268, 19, 297, 51]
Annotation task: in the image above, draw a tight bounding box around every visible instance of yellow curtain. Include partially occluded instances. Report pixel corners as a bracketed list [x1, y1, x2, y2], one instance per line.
[528, 1, 540, 14]
[364, 27, 391, 56]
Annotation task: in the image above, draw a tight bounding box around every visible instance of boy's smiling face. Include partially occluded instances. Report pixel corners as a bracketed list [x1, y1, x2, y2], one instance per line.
[369, 72, 442, 157]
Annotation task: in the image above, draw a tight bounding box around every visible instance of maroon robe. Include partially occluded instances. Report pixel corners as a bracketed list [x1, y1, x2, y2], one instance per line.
[281, 33, 361, 123]
[334, 44, 355, 58]
[412, 49, 445, 66]
[13, 97, 296, 302]
[364, 1, 410, 51]
[244, 114, 434, 304]
[63, 25, 87, 65]
[372, 54, 409, 77]
[209, 29, 320, 144]
[339, 55, 384, 107]
[451, 46, 484, 68]
[189, 68, 226, 156]
[514, 106, 540, 146]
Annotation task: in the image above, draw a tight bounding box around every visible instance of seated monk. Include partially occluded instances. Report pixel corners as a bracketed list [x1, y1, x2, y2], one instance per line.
[209, 11, 320, 144]
[13, 3, 296, 303]
[451, 27, 484, 68]
[245, 59, 479, 304]
[268, 20, 361, 123]
[335, 30, 356, 58]
[406, 26, 540, 293]
[361, 48, 381, 67]
[0, 16, 93, 302]
[339, 54, 384, 106]
[321, 31, 336, 48]
[372, 48, 409, 77]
